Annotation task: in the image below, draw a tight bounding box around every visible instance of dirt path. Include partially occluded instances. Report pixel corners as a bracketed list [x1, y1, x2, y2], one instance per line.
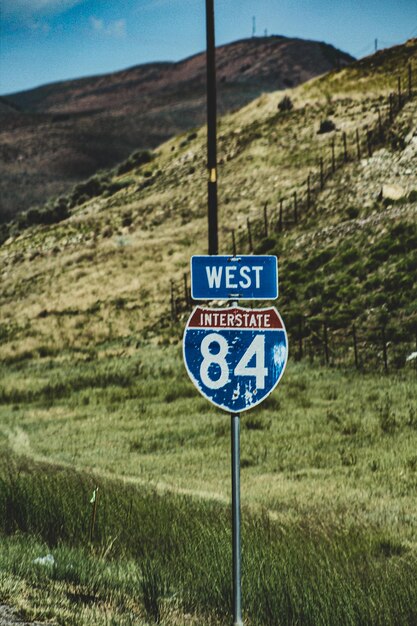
[4, 427, 230, 506]
[4, 427, 290, 524]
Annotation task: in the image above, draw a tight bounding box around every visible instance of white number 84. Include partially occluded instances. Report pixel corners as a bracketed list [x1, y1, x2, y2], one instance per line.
[200, 333, 268, 391]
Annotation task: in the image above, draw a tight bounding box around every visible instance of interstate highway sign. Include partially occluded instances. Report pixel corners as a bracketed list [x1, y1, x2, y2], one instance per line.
[191, 255, 278, 300]
[183, 306, 288, 413]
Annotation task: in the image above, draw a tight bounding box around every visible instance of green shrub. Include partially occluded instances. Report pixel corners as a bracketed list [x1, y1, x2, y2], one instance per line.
[255, 237, 278, 254]
[345, 206, 360, 220]
[318, 119, 336, 134]
[116, 150, 154, 175]
[278, 96, 294, 112]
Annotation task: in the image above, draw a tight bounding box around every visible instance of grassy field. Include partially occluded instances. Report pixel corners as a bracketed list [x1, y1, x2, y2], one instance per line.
[1, 435, 416, 626]
[1, 344, 416, 534]
[0, 343, 416, 623]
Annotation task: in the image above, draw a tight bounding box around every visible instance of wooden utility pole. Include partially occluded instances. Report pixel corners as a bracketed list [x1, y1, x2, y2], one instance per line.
[206, 0, 218, 254]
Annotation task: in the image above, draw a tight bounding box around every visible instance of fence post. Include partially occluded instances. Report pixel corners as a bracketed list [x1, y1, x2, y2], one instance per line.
[343, 131, 348, 162]
[278, 199, 283, 232]
[408, 63, 412, 99]
[389, 93, 394, 123]
[381, 326, 388, 373]
[263, 202, 268, 238]
[232, 230, 237, 257]
[366, 129, 372, 158]
[170, 280, 177, 322]
[331, 139, 336, 172]
[298, 316, 304, 360]
[352, 324, 359, 370]
[183, 273, 190, 307]
[293, 191, 298, 223]
[323, 321, 329, 365]
[320, 156, 324, 190]
[377, 108, 382, 139]
[247, 218, 253, 253]
[356, 128, 361, 160]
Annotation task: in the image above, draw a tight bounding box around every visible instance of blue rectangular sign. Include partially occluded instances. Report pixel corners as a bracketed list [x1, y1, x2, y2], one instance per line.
[191, 255, 278, 300]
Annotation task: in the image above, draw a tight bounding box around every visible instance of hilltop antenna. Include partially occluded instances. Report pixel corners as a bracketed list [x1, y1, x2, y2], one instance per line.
[375, 38, 378, 52]
[252, 16, 256, 37]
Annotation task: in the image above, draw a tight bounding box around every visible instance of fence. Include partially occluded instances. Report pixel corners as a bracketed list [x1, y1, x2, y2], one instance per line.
[164, 61, 417, 373]
[166, 277, 417, 373]
[228, 61, 415, 253]
[286, 315, 417, 372]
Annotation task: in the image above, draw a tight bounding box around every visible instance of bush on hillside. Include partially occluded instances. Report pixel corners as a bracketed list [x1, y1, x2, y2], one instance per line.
[318, 119, 336, 134]
[278, 95, 294, 112]
[116, 150, 154, 176]
[16, 201, 70, 230]
[70, 175, 105, 207]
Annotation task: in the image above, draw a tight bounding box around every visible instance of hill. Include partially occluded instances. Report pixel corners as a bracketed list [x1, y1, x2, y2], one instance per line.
[0, 39, 416, 626]
[0, 40, 415, 350]
[0, 36, 353, 221]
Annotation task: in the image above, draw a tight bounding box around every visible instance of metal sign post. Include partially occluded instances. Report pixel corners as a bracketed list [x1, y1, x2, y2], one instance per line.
[231, 411, 243, 626]
[183, 260, 288, 624]
[231, 300, 242, 626]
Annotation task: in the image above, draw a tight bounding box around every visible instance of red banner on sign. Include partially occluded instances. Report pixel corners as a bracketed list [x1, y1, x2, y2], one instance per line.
[187, 307, 283, 330]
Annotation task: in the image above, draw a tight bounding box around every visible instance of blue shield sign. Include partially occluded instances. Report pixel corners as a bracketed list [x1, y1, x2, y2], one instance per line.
[191, 255, 278, 300]
[183, 306, 288, 413]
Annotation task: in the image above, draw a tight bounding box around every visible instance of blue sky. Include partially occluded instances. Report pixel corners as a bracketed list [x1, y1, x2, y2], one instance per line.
[1, 0, 416, 95]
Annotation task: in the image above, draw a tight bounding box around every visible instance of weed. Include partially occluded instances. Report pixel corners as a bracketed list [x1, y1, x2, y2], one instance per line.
[340, 419, 360, 436]
[243, 416, 271, 431]
[140, 560, 165, 623]
[377, 396, 397, 433]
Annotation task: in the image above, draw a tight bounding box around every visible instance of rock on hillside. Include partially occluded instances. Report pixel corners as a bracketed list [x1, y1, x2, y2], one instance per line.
[0, 36, 353, 221]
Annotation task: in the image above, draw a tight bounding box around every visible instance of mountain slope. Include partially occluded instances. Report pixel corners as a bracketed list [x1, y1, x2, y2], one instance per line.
[0, 36, 353, 221]
[0, 39, 415, 361]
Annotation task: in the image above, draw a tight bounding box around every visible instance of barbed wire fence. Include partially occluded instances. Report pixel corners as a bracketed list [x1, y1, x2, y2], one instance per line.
[165, 61, 417, 373]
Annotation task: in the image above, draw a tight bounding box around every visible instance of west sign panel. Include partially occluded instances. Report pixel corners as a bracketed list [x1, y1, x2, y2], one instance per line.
[191, 255, 278, 300]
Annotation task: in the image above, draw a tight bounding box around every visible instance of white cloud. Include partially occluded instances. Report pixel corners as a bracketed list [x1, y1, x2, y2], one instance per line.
[90, 16, 126, 38]
[90, 16, 104, 32]
[0, 0, 84, 18]
[29, 20, 51, 33]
